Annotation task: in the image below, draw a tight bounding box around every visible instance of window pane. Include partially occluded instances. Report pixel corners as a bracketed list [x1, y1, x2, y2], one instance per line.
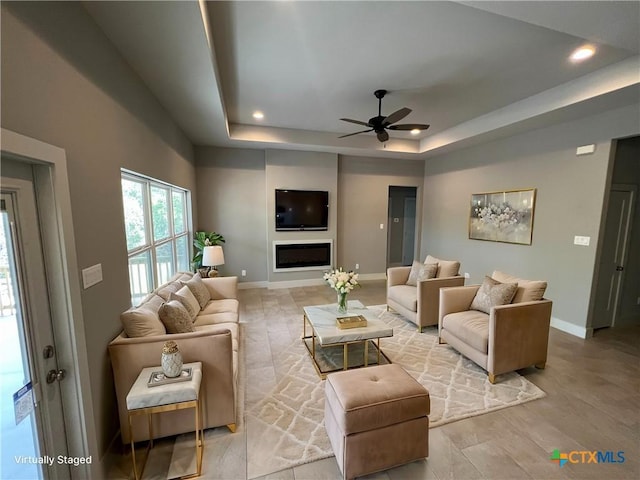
[175, 235, 189, 272]
[128, 250, 152, 305]
[122, 179, 147, 251]
[172, 191, 186, 234]
[151, 186, 170, 241]
[156, 242, 174, 285]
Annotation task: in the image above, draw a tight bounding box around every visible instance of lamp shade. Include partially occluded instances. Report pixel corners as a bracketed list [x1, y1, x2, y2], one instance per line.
[202, 245, 225, 267]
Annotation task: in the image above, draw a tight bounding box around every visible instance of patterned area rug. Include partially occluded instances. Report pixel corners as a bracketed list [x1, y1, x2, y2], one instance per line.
[245, 305, 545, 479]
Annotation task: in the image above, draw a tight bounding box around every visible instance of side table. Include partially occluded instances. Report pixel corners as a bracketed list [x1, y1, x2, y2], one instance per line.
[126, 362, 204, 480]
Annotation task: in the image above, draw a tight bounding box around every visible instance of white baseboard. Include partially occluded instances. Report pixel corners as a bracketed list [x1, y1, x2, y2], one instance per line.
[551, 316, 593, 339]
[238, 281, 269, 289]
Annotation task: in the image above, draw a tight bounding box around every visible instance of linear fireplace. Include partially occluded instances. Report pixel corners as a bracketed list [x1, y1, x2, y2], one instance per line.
[273, 240, 332, 272]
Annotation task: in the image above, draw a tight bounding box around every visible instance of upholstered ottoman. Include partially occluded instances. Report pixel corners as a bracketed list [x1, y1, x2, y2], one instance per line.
[324, 364, 430, 480]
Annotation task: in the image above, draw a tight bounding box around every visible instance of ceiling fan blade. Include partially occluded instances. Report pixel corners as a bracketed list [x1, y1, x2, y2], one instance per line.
[377, 130, 389, 142]
[382, 107, 411, 126]
[387, 123, 431, 131]
[338, 128, 373, 138]
[340, 118, 371, 127]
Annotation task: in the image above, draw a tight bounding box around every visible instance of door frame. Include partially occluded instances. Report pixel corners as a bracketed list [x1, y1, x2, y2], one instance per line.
[1, 128, 97, 479]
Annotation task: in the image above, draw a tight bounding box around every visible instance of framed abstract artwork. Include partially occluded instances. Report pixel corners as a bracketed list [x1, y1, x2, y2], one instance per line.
[469, 188, 536, 245]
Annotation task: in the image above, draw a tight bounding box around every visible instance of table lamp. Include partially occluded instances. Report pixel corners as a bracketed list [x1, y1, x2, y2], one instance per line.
[202, 245, 224, 277]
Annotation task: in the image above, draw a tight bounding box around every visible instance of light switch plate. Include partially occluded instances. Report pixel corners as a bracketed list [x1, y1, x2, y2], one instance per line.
[576, 144, 595, 155]
[82, 264, 103, 289]
[574, 235, 590, 246]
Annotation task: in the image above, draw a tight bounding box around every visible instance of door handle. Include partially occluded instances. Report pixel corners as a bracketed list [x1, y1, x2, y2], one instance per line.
[616, 265, 624, 271]
[46, 369, 66, 384]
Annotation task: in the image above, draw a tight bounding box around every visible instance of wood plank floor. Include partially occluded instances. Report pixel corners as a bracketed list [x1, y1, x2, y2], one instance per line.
[106, 280, 640, 479]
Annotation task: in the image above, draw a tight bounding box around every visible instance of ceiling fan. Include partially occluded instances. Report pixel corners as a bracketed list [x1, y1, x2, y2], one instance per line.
[339, 89, 430, 142]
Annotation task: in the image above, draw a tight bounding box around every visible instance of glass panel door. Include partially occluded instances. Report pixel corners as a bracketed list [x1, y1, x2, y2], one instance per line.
[0, 194, 43, 480]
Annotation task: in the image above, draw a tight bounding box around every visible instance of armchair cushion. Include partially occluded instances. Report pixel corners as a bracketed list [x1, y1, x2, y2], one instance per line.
[441, 310, 489, 353]
[492, 271, 547, 303]
[387, 285, 418, 312]
[406, 261, 437, 286]
[424, 255, 460, 278]
[470, 276, 518, 314]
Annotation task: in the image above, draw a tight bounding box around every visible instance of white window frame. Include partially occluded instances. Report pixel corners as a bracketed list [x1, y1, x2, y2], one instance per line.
[121, 169, 192, 305]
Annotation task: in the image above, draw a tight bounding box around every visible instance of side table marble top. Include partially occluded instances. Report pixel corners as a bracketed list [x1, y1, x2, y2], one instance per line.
[126, 362, 202, 410]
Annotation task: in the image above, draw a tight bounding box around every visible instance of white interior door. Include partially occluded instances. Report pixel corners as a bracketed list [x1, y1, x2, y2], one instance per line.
[592, 186, 636, 329]
[0, 177, 70, 479]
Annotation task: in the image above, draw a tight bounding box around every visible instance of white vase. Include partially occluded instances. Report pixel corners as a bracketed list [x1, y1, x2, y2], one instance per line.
[161, 341, 183, 378]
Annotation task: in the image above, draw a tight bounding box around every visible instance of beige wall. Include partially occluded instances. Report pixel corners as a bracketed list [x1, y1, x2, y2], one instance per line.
[1, 2, 196, 462]
[421, 103, 640, 334]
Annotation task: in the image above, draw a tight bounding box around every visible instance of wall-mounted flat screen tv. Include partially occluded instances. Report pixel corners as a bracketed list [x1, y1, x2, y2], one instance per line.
[275, 189, 329, 231]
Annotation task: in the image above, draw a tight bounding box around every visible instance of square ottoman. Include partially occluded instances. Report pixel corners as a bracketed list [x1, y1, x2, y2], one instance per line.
[324, 364, 430, 480]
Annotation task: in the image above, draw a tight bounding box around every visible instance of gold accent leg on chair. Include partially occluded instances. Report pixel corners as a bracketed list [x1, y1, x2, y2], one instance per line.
[488, 373, 497, 384]
[534, 362, 546, 369]
[227, 423, 237, 433]
[438, 337, 446, 344]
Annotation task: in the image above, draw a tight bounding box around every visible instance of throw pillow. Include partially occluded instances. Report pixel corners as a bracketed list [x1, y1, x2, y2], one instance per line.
[170, 285, 200, 321]
[158, 300, 195, 334]
[120, 295, 167, 337]
[470, 276, 518, 314]
[406, 261, 438, 286]
[491, 270, 547, 303]
[181, 274, 211, 309]
[156, 282, 181, 301]
[424, 254, 460, 278]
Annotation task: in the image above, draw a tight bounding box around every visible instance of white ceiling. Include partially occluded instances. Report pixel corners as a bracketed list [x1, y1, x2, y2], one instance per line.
[84, 1, 640, 160]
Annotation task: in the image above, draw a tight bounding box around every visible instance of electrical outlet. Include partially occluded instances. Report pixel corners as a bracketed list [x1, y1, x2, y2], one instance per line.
[355, 263, 360, 270]
[380, 223, 384, 229]
[241, 269, 247, 277]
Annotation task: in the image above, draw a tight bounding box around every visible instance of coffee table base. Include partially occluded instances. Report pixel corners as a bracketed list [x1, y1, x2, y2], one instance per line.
[302, 334, 392, 379]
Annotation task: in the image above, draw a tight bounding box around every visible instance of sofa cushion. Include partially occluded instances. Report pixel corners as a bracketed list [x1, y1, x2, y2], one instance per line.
[120, 295, 166, 337]
[406, 261, 437, 286]
[387, 285, 417, 312]
[470, 276, 518, 314]
[194, 322, 239, 352]
[171, 285, 200, 321]
[200, 298, 239, 317]
[156, 282, 181, 301]
[492, 271, 547, 303]
[424, 255, 460, 278]
[442, 310, 489, 353]
[158, 300, 195, 334]
[181, 274, 211, 309]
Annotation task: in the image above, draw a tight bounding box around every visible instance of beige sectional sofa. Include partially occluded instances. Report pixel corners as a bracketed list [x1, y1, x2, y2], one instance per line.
[108, 272, 239, 443]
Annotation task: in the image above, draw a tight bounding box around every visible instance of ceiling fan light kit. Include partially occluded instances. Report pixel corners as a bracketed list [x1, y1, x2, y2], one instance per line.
[339, 89, 430, 142]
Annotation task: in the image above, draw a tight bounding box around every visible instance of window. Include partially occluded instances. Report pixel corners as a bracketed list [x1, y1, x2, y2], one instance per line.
[121, 171, 191, 305]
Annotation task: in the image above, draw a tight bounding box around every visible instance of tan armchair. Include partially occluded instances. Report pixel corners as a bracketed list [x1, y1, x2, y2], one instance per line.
[438, 271, 552, 383]
[387, 255, 465, 331]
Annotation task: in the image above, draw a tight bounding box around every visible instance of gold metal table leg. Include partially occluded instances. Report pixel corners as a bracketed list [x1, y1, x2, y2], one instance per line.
[343, 343, 348, 370]
[364, 340, 369, 367]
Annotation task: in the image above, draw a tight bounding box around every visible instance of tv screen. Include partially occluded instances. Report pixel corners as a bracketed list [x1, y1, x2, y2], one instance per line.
[275, 189, 329, 231]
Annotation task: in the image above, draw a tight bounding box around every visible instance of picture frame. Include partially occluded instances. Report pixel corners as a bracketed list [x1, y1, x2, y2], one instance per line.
[469, 188, 536, 245]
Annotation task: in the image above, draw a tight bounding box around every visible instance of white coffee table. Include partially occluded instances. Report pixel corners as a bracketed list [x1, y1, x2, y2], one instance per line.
[302, 300, 393, 378]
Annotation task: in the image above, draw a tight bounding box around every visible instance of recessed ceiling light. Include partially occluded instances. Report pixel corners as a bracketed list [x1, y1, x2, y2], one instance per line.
[410, 129, 421, 135]
[570, 46, 595, 62]
[252, 111, 264, 120]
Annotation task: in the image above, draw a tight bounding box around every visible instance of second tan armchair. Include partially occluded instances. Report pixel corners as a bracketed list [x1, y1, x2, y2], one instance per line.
[438, 271, 552, 383]
[387, 255, 465, 331]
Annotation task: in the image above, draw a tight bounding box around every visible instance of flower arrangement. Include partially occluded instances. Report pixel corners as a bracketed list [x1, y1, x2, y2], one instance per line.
[323, 267, 359, 313]
[477, 202, 523, 230]
[323, 267, 360, 294]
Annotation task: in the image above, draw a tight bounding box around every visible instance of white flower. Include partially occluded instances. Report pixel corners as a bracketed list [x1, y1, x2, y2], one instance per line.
[323, 267, 360, 294]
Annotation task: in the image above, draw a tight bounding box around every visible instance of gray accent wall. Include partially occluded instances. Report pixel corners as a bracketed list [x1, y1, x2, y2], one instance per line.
[421, 103, 640, 333]
[195, 147, 268, 283]
[339, 156, 424, 274]
[1, 2, 196, 465]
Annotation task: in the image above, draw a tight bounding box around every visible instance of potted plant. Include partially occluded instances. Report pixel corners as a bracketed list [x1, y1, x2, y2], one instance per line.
[192, 231, 225, 276]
